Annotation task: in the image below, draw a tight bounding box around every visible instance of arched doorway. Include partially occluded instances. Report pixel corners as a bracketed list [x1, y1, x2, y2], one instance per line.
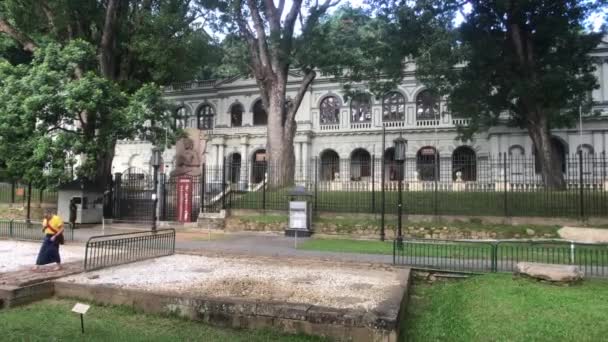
[228, 153, 241, 184]
[384, 148, 400, 181]
[452, 146, 476, 181]
[251, 149, 267, 183]
[320, 149, 340, 181]
[350, 149, 371, 181]
[417, 147, 439, 181]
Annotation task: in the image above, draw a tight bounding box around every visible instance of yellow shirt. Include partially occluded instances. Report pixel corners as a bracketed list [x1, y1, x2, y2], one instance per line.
[43, 215, 63, 235]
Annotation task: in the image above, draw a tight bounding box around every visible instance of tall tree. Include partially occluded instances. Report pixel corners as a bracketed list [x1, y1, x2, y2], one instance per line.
[412, 0, 606, 188]
[208, 0, 342, 186]
[0, 0, 217, 187]
[0, 41, 174, 189]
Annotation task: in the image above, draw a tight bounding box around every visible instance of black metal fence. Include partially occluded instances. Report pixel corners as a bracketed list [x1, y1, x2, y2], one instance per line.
[109, 153, 608, 222]
[0, 181, 58, 205]
[84, 229, 175, 271]
[393, 238, 608, 278]
[0, 219, 74, 241]
[220, 153, 608, 219]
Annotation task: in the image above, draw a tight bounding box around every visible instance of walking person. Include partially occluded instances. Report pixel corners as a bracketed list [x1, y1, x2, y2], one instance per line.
[32, 209, 65, 272]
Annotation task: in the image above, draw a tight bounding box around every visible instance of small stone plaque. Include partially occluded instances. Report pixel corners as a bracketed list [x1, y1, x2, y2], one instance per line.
[72, 303, 90, 315]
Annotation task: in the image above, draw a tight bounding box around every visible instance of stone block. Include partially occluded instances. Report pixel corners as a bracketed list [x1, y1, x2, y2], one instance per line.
[515, 262, 584, 283]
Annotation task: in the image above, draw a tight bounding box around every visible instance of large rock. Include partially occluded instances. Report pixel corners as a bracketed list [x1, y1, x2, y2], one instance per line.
[558, 227, 608, 243]
[515, 262, 584, 283]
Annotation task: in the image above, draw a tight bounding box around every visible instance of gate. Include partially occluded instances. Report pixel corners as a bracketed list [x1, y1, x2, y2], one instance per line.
[113, 168, 155, 222]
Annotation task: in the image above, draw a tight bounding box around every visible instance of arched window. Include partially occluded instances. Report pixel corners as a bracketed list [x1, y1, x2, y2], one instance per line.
[251, 149, 267, 183]
[350, 148, 371, 180]
[175, 106, 188, 129]
[252, 100, 267, 126]
[452, 146, 476, 181]
[509, 145, 526, 176]
[416, 90, 440, 120]
[382, 92, 405, 122]
[320, 96, 340, 125]
[350, 94, 371, 123]
[577, 144, 595, 175]
[320, 149, 340, 181]
[577, 144, 594, 155]
[416, 147, 440, 181]
[534, 138, 567, 174]
[197, 104, 214, 130]
[230, 103, 243, 127]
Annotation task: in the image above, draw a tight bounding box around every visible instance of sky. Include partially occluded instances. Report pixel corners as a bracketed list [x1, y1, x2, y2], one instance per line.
[204, 0, 607, 40]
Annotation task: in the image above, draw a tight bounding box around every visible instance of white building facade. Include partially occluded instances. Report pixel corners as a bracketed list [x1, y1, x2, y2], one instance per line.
[113, 42, 608, 186]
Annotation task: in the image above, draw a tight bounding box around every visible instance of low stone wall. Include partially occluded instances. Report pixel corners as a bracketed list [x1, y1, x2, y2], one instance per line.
[225, 210, 558, 240]
[55, 277, 409, 342]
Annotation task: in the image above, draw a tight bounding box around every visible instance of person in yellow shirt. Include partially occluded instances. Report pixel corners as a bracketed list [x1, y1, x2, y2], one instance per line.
[32, 209, 64, 271]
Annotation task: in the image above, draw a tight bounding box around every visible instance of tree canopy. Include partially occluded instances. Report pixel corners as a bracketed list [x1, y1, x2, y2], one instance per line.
[0, 40, 173, 188]
[0, 0, 219, 187]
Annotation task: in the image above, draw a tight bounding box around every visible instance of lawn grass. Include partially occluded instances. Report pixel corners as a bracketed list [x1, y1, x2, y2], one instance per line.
[298, 237, 608, 266]
[229, 189, 608, 218]
[404, 274, 608, 341]
[0, 299, 326, 342]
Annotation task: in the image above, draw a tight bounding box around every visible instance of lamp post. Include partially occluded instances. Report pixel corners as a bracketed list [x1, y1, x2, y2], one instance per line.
[151, 148, 162, 232]
[393, 135, 407, 245]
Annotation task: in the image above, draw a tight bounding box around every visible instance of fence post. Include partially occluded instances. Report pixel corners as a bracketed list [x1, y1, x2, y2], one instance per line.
[579, 151, 584, 220]
[314, 158, 318, 211]
[114, 173, 122, 218]
[38, 188, 43, 208]
[201, 164, 206, 213]
[10, 181, 15, 204]
[371, 155, 375, 213]
[434, 155, 438, 217]
[491, 243, 498, 272]
[26, 183, 32, 222]
[222, 157, 227, 210]
[503, 154, 508, 217]
[9, 219, 13, 237]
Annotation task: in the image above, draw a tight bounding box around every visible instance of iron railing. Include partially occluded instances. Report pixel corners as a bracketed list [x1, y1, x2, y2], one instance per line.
[0, 181, 58, 204]
[84, 229, 176, 271]
[393, 238, 608, 278]
[0, 219, 74, 241]
[110, 153, 608, 221]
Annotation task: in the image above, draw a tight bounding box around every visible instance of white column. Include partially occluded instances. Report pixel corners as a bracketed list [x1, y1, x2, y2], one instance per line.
[214, 144, 219, 166]
[297, 142, 303, 179]
[218, 144, 225, 166]
[602, 60, 608, 102]
[302, 142, 309, 181]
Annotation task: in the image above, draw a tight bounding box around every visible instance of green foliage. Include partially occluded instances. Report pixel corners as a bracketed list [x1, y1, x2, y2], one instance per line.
[413, 0, 606, 139]
[0, 41, 174, 187]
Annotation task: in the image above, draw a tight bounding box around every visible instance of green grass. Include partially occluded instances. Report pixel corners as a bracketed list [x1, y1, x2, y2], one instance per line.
[230, 190, 608, 218]
[0, 299, 326, 342]
[299, 237, 394, 255]
[299, 237, 608, 266]
[404, 274, 608, 341]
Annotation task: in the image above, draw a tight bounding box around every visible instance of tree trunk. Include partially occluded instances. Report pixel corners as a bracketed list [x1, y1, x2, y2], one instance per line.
[527, 117, 566, 189]
[266, 86, 295, 188]
[95, 142, 116, 191]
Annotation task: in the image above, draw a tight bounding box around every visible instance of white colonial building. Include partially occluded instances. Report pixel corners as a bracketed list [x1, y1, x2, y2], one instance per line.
[113, 40, 608, 187]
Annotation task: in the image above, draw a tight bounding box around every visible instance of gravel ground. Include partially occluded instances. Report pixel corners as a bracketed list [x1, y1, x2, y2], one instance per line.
[0, 240, 85, 273]
[64, 254, 402, 310]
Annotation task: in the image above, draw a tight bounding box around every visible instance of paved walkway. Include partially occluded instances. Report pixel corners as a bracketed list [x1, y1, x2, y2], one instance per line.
[70, 226, 394, 264]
